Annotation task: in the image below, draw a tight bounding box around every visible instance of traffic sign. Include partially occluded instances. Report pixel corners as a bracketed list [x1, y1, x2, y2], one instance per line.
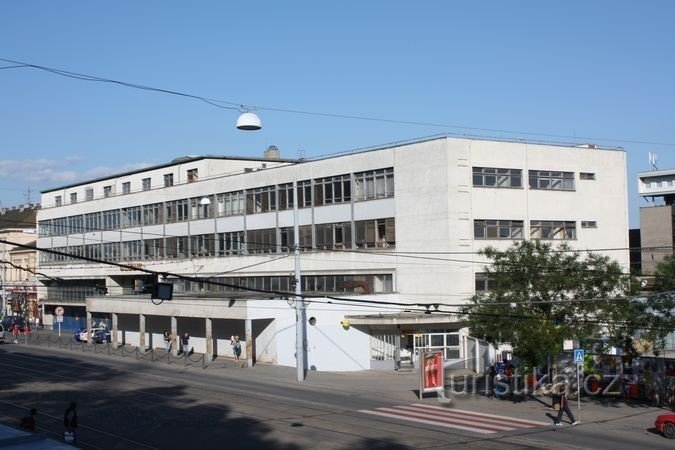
[574, 348, 584, 365]
[55, 306, 64, 316]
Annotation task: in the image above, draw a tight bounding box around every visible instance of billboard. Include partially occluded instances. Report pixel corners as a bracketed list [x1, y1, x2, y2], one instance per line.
[419, 350, 444, 398]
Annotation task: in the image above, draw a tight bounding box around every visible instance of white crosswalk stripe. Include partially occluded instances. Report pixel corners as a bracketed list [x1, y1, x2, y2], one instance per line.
[358, 403, 549, 434]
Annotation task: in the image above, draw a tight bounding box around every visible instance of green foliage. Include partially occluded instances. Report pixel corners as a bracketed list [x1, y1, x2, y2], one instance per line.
[459, 240, 630, 367]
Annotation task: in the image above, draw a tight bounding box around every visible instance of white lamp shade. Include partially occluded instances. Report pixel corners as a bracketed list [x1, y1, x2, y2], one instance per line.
[236, 112, 262, 130]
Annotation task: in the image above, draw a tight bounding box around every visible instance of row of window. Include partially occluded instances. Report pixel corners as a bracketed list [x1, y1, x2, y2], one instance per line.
[173, 273, 393, 295]
[474, 219, 597, 240]
[41, 168, 395, 236]
[54, 169, 198, 206]
[40, 218, 396, 264]
[473, 167, 596, 191]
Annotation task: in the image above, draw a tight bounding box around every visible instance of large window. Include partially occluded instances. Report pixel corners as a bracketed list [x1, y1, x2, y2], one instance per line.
[190, 234, 215, 257]
[103, 242, 121, 261]
[354, 168, 394, 201]
[474, 220, 524, 239]
[529, 170, 575, 191]
[165, 236, 189, 259]
[144, 238, 163, 260]
[143, 203, 163, 226]
[85, 188, 94, 201]
[121, 240, 143, 260]
[103, 186, 112, 198]
[246, 186, 276, 214]
[165, 199, 188, 223]
[217, 231, 244, 256]
[142, 177, 151, 191]
[315, 222, 352, 249]
[121, 206, 142, 228]
[356, 218, 395, 248]
[314, 174, 351, 206]
[216, 191, 245, 217]
[246, 228, 277, 254]
[530, 220, 576, 240]
[190, 197, 211, 220]
[67, 215, 83, 234]
[102, 210, 120, 230]
[163, 173, 174, 187]
[70, 193, 77, 204]
[472, 167, 522, 188]
[84, 212, 101, 232]
[122, 182, 131, 194]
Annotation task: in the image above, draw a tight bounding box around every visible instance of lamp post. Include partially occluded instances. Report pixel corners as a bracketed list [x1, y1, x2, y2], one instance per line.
[293, 178, 306, 382]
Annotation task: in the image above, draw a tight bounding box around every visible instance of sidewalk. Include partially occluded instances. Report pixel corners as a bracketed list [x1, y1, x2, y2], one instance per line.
[17, 328, 672, 428]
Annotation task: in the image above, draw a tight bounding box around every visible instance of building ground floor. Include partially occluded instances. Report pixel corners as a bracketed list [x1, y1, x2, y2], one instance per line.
[37, 294, 495, 373]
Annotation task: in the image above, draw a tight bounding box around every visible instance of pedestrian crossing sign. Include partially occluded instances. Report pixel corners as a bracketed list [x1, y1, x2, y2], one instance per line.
[574, 349, 584, 365]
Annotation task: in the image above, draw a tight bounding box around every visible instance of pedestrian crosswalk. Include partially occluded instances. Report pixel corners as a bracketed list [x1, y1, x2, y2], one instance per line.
[358, 403, 549, 434]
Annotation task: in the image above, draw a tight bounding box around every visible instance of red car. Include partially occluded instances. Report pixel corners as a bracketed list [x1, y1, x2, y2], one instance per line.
[655, 413, 675, 439]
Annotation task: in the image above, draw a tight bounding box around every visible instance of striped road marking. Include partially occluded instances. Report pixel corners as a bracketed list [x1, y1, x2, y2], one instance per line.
[358, 403, 549, 434]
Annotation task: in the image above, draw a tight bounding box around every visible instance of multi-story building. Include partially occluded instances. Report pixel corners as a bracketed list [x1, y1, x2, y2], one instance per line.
[35, 136, 629, 371]
[0, 204, 40, 318]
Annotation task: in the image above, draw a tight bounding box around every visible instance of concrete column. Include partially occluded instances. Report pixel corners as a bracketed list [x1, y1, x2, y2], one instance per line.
[171, 316, 177, 357]
[245, 318, 253, 368]
[86, 311, 92, 343]
[139, 314, 146, 349]
[112, 313, 118, 346]
[205, 318, 213, 361]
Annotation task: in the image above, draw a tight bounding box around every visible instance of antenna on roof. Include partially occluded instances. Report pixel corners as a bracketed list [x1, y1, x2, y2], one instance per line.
[649, 152, 658, 171]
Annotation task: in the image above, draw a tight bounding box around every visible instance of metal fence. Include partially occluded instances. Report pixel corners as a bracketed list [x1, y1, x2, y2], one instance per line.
[22, 333, 210, 369]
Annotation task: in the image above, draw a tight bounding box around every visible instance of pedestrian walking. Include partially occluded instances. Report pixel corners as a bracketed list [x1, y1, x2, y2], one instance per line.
[63, 401, 77, 443]
[163, 330, 171, 352]
[554, 382, 578, 426]
[181, 332, 190, 355]
[20, 408, 37, 432]
[230, 335, 241, 361]
[12, 325, 19, 343]
[487, 365, 497, 398]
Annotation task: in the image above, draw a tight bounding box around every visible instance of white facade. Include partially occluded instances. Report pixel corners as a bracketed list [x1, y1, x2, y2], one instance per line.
[35, 136, 629, 371]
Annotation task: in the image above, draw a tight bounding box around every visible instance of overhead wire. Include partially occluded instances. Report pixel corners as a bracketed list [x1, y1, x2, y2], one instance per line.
[1, 57, 674, 148]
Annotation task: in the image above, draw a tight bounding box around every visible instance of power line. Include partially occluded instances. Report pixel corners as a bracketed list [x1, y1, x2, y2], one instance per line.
[2, 57, 674, 148]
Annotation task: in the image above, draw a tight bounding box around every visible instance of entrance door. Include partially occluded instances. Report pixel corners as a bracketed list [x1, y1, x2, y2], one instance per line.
[412, 332, 461, 367]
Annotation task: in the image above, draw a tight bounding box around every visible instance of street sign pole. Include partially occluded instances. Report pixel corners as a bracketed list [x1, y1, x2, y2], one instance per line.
[574, 348, 584, 423]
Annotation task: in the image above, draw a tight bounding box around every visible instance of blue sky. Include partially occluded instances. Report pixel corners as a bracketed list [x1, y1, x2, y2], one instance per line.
[1, 1, 673, 228]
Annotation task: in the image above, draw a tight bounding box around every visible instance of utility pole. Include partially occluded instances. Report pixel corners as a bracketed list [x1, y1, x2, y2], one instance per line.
[293, 178, 305, 382]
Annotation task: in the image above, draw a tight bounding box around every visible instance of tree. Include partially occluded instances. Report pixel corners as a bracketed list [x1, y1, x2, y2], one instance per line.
[459, 240, 630, 368]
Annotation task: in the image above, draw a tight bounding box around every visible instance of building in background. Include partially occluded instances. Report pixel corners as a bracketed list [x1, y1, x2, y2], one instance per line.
[34, 135, 629, 371]
[0, 204, 40, 318]
[638, 169, 675, 274]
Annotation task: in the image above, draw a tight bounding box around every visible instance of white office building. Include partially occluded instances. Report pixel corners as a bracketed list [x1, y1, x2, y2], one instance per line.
[35, 136, 629, 371]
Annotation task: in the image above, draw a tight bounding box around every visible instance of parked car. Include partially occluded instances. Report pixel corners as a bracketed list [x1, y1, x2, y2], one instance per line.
[0, 324, 4, 343]
[92, 329, 111, 344]
[74, 327, 110, 343]
[655, 412, 675, 439]
[1, 316, 27, 332]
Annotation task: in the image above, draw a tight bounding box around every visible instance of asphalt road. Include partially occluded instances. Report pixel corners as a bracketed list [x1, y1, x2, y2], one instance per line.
[0, 337, 672, 449]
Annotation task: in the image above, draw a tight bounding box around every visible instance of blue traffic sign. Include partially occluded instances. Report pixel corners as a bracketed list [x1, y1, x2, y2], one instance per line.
[574, 349, 585, 365]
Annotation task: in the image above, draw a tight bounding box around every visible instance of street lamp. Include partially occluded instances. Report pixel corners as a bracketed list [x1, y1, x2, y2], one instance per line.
[236, 111, 262, 131]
